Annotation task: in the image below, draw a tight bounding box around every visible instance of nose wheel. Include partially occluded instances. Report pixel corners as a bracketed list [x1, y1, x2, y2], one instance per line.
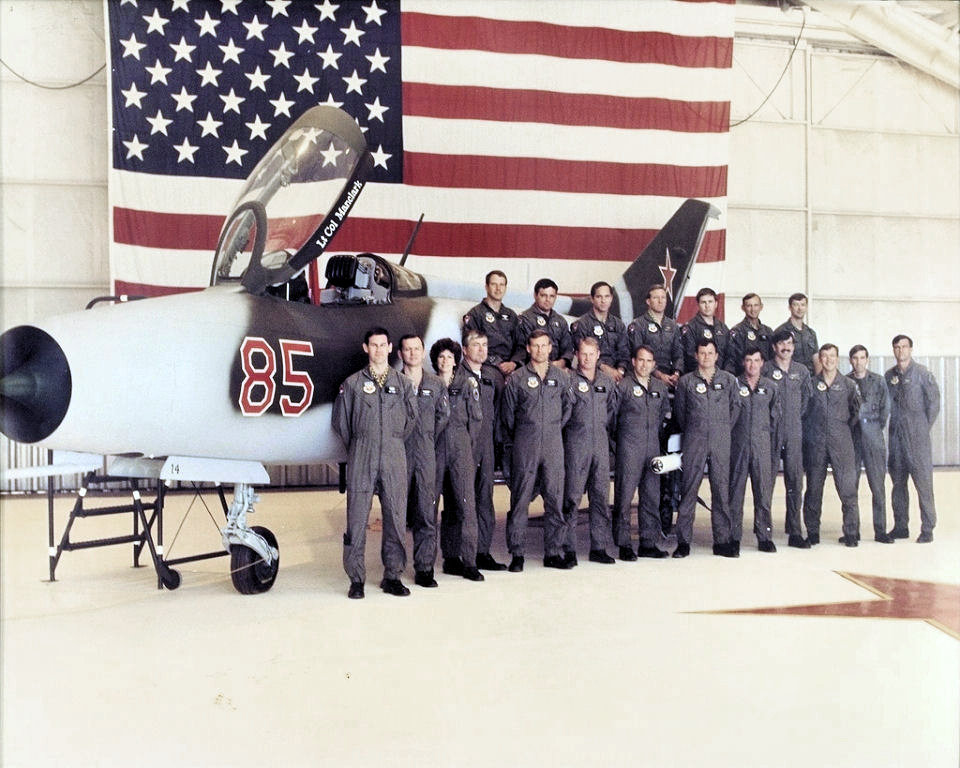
[222, 484, 280, 594]
[230, 525, 279, 594]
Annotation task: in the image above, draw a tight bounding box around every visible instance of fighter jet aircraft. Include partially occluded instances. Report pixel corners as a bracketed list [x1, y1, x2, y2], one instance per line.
[0, 105, 719, 594]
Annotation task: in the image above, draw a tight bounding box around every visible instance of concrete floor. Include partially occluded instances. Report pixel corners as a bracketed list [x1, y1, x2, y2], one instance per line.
[2, 473, 958, 767]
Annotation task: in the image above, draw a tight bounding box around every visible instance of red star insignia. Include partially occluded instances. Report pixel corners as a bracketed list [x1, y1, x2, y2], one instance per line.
[700, 572, 960, 639]
[659, 248, 677, 299]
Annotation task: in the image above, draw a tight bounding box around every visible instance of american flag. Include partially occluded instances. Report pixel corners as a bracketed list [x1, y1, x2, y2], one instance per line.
[107, 0, 734, 318]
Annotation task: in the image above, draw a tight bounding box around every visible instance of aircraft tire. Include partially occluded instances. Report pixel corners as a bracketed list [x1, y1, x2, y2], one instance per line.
[230, 525, 279, 595]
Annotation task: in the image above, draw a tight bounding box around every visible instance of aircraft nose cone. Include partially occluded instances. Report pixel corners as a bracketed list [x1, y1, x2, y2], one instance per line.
[0, 326, 72, 443]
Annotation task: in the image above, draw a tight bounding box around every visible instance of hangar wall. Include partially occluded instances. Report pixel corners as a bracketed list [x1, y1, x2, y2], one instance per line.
[0, 1, 958, 487]
[727, 4, 959, 359]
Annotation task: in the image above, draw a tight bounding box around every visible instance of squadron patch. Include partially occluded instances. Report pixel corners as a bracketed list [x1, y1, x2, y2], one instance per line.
[739, 386, 750, 397]
[485, 311, 495, 323]
[632, 385, 644, 397]
[593, 324, 603, 337]
[527, 376, 540, 388]
[817, 381, 827, 391]
[696, 382, 707, 394]
[578, 381, 590, 393]
[703, 329, 713, 339]
[772, 370, 783, 380]
[747, 331, 757, 341]
[536, 315, 546, 327]
[362, 381, 376, 394]
[891, 376, 900, 385]
[648, 323, 658, 333]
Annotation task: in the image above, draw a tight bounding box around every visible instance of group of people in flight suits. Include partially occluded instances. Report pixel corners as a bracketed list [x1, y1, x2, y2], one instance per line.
[332, 271, 941, 598]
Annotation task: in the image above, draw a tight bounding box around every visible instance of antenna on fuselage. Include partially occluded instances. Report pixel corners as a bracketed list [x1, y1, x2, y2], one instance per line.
[398, 213, 425, 267]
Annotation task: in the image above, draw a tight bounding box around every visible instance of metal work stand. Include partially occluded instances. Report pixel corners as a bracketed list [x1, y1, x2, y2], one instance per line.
[46, 470, 231, 591]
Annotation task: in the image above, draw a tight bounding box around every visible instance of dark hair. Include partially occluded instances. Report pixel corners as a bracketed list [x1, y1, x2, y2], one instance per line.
[741, 292, 760, 304]
[771, 329, 793, 346]
[819, 343, 838, 355]
[364, 326, 390, 344]
[892, 334, 913, 348]
[534, 278, 558, 294]
[485, 270, 507, 285]
[590, 281, 613, 297]
[788, 292, 807, 304]
[646, 284, 667, 299]
[429, 338, 462, 372]
[527, 329, 551, 345]
[848, 344, 868, 359]
[742, 345, 764, 360]
[695, 287, 717, 301]
[398, 334, 422, 350]
[632, 344, 655, 359]
[696, 338, 718, 353]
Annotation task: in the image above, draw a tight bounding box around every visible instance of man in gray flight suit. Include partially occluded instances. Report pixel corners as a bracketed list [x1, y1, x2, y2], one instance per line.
[627, 284, 682, 386]
[802, 344, 862, 547]
[333, 327, 418, 599]
[561, 337, 619, 566]
[399, 334, 451, 588]
[612, 345, 672, 559]
[462, 269, 519, 382]
[762, 329, 813, 548]
[847, 345, 894, 543]
[674, 338, 741, 557]
[458, 329, 507, 571]
[724, 293, 774, 375]
[730, 347, 781, 552]
[570, 281, 630, 383]
[627, 284, 682, 533]
[885, 334, 941, 543]
[511, 278, 574, 368]
[774, 292, 820, 376]
[501, 329, 572, 571]
[675, 287, 730, 375]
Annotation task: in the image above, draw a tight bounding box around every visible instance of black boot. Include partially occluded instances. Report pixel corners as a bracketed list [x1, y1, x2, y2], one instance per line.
[415, 569, 438, 588]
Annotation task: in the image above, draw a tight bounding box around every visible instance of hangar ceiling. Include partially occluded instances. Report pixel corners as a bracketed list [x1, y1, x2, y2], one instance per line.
[798, 0, 960, 88]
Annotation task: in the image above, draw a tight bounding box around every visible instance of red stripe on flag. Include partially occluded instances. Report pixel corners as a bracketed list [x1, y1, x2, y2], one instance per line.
[114, 207, 223, 249]
[112, 207, 725, 264]
[404, 152, 728, 197]
[113, 280, 204, 298]
[402, 12, 734, 68]
[335, 218, 726, 263]
[403, 83, 730, 133]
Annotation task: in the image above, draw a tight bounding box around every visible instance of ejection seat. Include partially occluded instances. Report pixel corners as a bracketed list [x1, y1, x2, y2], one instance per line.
[320, 253, 392, 304]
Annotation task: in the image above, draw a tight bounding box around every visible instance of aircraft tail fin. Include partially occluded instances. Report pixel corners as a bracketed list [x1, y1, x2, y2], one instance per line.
[612, 199, 720, 322]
